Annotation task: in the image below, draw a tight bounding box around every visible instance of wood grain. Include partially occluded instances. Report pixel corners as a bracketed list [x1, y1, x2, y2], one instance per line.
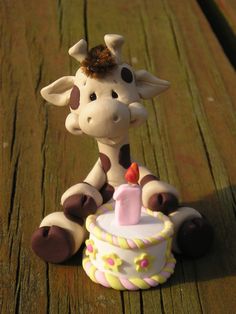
[0, 0, 235, 313]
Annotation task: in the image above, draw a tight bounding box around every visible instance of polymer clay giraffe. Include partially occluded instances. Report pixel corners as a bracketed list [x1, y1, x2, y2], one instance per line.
[31, 34, 213, 263]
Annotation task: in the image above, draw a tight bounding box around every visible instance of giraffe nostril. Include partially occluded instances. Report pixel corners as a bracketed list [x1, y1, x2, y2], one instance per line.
[87, 117, 92, 123]
[113, 114, 120, 123]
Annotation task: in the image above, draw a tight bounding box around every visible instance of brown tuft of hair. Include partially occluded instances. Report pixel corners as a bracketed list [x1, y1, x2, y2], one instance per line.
[81, 45, 117, 78]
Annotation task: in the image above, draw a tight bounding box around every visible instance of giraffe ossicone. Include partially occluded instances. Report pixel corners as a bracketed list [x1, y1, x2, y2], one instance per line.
[32, 34, 214, 270]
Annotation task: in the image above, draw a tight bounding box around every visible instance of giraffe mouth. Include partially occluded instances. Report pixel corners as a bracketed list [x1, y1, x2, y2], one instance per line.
[97, 136, 125, 145]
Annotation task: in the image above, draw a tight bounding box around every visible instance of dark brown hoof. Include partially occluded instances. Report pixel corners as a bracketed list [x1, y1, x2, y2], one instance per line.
[177, 217, 214, 258]
[63, 194, 97, 220]
[148, 192, 179, 215]
[31, 226, 75, 263]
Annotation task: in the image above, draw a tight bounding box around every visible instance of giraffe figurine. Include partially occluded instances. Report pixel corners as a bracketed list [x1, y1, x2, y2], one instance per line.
[31, 34, 214, 263]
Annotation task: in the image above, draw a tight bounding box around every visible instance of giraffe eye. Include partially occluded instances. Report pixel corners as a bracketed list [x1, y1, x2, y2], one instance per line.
[112, 90, 118, 98]
[90, 93, 97, 101]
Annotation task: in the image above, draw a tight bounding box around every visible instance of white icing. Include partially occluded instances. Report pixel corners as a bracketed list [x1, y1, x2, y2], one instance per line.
[90, 233, 167, 278]
[96, 210, 164, 238]
[88, 210, 171, 279]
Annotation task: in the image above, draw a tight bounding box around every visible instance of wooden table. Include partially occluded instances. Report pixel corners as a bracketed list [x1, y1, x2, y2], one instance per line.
[1, 0, 236, 313]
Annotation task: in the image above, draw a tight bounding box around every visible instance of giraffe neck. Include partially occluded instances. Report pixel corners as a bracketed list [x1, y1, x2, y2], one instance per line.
[97, 137, 132, 187]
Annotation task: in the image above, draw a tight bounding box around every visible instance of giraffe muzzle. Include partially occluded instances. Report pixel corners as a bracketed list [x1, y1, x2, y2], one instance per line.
[79, 99, 130, 138]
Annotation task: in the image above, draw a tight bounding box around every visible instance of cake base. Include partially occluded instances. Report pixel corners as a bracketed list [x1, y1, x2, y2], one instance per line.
[82, 252, 176, 290]
[82, 202, 176, 290]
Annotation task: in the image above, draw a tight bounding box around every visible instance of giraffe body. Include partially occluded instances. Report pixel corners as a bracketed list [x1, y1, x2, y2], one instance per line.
[31, 34, 213, 263]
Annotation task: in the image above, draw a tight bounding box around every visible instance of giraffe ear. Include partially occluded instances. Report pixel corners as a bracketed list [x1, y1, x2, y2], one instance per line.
[135, 70, 170, 99]
[40, 76, 75, 106]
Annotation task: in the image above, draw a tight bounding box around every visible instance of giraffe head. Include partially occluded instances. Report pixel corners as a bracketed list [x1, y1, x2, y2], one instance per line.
[41, 34, 169, 146]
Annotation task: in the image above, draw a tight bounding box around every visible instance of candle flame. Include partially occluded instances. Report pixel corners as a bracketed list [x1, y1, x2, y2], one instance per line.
[125, 162, 139, 184]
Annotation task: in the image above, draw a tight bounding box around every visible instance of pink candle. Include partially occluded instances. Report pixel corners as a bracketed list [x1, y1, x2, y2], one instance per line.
[113, 163, 142, 225]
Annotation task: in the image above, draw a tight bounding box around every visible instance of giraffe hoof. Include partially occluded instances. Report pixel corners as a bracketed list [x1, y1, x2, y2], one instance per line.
[177, 217, 214, 258]
[148, 192, 178, 215]
[63, 194, 97, 220]
[31, 226, 75, 263]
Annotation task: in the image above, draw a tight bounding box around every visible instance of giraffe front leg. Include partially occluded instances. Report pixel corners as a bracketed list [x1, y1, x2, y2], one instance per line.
[169, 207, 214, 258]
[61, 183, 103, 220]
[139, 166, 214, 258]
[31, 212, 88, 263]
[31, 181, 101, 264]
[139, 165, 179, 214]
[61, 159, 106, 220]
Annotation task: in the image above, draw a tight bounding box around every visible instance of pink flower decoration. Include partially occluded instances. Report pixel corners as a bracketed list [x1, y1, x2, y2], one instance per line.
[102, 253, 123, 272]
[85, 239, 97, 259]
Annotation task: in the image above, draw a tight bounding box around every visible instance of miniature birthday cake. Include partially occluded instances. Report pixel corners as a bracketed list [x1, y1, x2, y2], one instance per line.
[82, 163, 176, 290]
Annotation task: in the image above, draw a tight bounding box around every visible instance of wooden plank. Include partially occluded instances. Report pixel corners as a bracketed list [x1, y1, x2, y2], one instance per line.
[1, 0, 236, 313]
[141, 0, 236, 312]
[0, 1, 48, 312]
[166, 1, 236, 313]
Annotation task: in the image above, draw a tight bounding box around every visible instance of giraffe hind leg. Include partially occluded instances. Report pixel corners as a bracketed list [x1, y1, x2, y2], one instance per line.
[31, 225, 74, 263]
[31, 212, 87, 263]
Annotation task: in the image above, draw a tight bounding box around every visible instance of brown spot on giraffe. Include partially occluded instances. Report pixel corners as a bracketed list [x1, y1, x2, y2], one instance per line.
[140, 174, 159, 187]
[100, 183, 115, 203]
[119, 144, 131, 169]
[68, 85, 80, 109]
[99, 153, 111, 173]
